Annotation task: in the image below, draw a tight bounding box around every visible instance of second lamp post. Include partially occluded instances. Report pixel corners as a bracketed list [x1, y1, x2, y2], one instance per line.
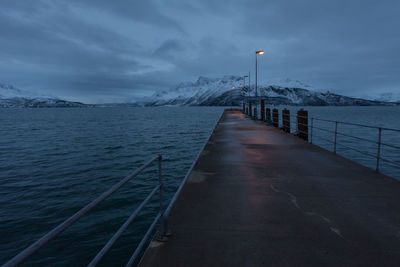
[255, 50, 264, 97]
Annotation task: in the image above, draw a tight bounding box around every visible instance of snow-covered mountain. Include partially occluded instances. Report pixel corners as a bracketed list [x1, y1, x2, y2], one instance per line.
[150, 76, 243, 106]
[138, 76, 393, 106]
[0, 83, 87, 108]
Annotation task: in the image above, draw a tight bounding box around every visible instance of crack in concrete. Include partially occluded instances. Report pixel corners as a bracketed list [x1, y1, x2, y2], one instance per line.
[270, 184, 344, 239]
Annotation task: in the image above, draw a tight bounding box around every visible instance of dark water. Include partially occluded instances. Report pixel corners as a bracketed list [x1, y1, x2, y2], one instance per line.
[1, 106, 399, 266]
[0, 107, 224, 266]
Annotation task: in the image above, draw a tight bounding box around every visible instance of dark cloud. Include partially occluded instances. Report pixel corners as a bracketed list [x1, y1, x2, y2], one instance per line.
[65, 0, 186, 33]
[154, 39, 186, 57]
[0, 0, 399, 103]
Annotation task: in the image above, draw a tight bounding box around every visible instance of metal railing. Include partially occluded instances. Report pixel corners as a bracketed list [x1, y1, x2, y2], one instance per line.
[258, 105, 400, 175]
[309, 118, 400, 172]
[3, 155, 164, 267]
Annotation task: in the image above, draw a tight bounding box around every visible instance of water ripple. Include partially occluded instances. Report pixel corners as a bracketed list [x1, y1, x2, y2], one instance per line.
[0, 107, 223, 266]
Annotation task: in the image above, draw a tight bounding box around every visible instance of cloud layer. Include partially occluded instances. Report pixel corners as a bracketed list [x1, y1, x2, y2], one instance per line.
[0, 0, 399, 103]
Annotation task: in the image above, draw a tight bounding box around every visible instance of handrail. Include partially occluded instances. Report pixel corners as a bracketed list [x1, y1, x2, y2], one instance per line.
[308, 122, 396, 148]
[312, 134, 335, 144]
[312, 125, 334, 133]
[335, 141, 378, 159]
[310, 118, 400, 173]
[381, 142, 400, 150]
[312, 117, 400, 132]
[336, 131, 378, 144]
[3, 155, 162, 267]
[379, 156, 400, 168]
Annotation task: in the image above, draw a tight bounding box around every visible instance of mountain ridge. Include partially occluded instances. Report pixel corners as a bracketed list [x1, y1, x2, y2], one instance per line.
[0, 83, 87, 108]
[138, 76, 396, 106]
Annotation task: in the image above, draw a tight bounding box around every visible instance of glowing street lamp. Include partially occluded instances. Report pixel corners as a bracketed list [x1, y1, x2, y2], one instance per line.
[255, 50, 264, 97]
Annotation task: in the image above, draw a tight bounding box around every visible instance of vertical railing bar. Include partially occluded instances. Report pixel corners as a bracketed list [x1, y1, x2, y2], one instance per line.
[334, 121, 338, 154]
[376, 127, 382, 172]
[156, 154, 169, 242]
[158, 155, 163, 215]
[310, 118, 314, 144]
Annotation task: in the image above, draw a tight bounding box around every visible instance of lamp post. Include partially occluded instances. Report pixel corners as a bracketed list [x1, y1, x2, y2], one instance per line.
[255, 50, 264, 98]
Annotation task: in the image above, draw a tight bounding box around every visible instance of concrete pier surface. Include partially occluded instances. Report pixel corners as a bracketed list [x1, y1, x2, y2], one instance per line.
[140, 110, 400, 266]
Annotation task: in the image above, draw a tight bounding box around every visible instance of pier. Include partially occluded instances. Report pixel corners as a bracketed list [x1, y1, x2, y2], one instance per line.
[140, 109, 400, 266]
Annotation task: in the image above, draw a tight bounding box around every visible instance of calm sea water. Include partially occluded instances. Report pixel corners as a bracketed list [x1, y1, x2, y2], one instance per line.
[1, 106, 399, 266]
[0, 107, 224, 266]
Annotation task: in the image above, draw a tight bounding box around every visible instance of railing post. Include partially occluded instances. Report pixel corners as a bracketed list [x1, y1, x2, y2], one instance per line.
[282, 109, 290, 133]
[254, 107, 257, 119]
[260, 99, 265, 121]
[310, 118, 314, 144]
[297, 109, 308, 141]
[249, 103, 252, 117]
[334, 121, 338, 154]
[266, 108, 271, 124]
[272, 108, 279, 127]
[376, 127, 382, 172]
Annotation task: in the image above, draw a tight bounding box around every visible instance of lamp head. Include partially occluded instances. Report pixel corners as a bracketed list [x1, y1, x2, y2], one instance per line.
[256, 50, 264, 55]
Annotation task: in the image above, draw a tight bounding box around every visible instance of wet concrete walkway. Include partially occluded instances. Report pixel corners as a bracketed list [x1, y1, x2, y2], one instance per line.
[140, 110, 400, 266]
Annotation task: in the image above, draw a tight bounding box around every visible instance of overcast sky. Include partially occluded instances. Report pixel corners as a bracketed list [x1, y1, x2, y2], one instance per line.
[0, 0, 399, 103]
